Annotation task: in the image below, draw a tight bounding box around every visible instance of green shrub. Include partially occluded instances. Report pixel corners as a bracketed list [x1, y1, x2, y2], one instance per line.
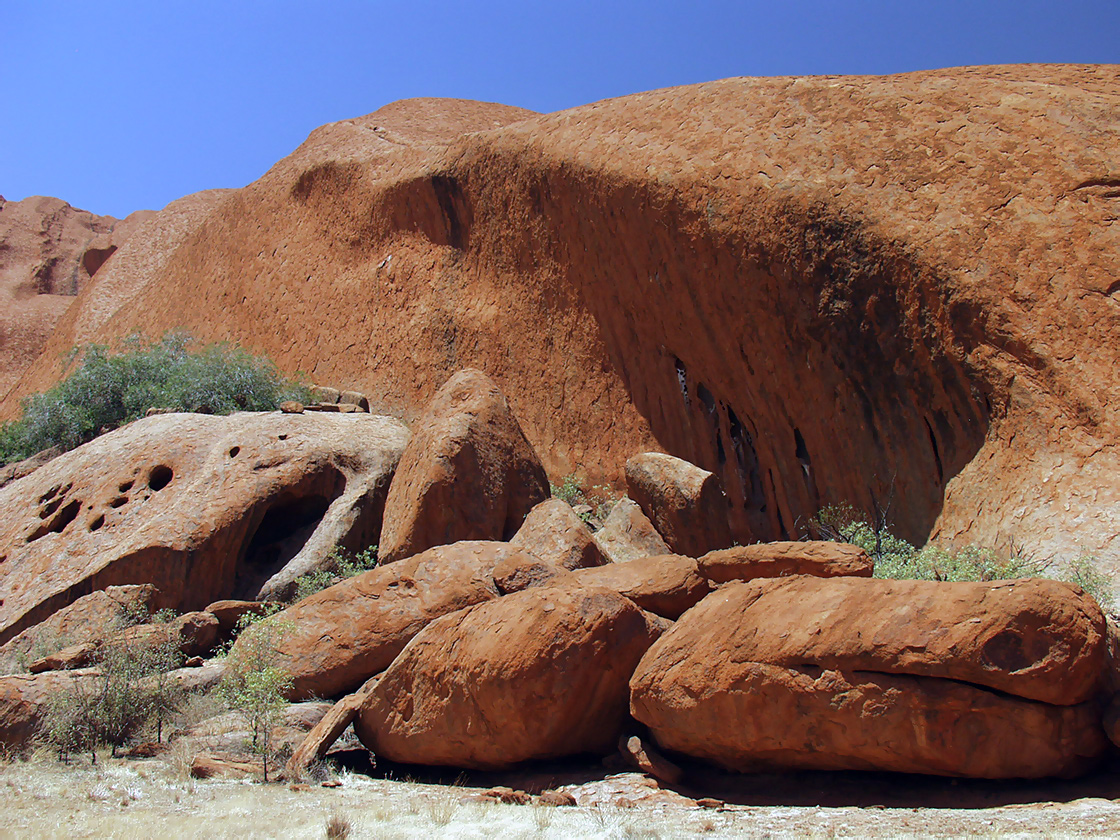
[0, 332, 309, 464]
[550, 473, 617, 527]
[218, 612, 295, 782]
[811, 503, 1115, 608]
[291, 545, 379, 603]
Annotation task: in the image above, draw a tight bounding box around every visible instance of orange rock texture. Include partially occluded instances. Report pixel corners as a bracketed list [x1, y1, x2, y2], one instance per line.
[5, 67, 1118, 575]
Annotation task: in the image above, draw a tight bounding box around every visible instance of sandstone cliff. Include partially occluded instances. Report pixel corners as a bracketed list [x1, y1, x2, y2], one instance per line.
[5, 66, 1118, 574]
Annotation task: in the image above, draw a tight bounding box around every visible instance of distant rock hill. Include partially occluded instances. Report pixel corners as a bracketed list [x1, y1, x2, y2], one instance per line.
[4, 65, 1118, 575]
[0, 196, 153, 399]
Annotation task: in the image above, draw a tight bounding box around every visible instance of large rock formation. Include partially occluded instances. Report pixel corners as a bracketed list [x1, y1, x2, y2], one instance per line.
[5, 67, 1118, 579]
[0, 411, 408, 644]
[0, 196, 153, 401]
[354, 585, 661, 769]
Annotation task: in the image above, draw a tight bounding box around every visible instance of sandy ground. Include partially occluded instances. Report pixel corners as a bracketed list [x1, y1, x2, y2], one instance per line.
[4, 756, 1120, 839]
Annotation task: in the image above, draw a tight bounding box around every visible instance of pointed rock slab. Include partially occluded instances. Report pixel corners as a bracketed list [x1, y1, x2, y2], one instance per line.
[575, 555, 708, 619]
[630, 660, 1105, 779]
[285, 676, 380, 780]
[593, 498, 671, 564]
[698, 541, 872, 583]
[0, 584, 158, 674]
[625, 453, 731, 558]
[378, 370, 549, 564]
[248, 541, 532, 700]
[639, 576, 1105, 707]
[354, 585, 663, 769]
[510, 499, 606, 570]
[0, 411, 409, 645]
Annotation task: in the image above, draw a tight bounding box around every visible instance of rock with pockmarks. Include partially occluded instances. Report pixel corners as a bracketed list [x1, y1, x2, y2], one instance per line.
[378, 370, 549, 564]
[575, 555, 708, 619]
[247, 541, 519, 700]
[510, 499, 606, 570]
[625, 453, 731, 558]
[631, 658, 1106, 778]
[637, 576, 1106, 706]
[698, 541, 873, 583]
[0, 411, 409, 645]
[355, 585, 662, 769]
[593, 498, 671, 565]
[491, 553, 577, 595]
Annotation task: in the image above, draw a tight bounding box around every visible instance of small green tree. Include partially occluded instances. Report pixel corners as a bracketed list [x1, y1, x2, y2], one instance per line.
[291, 545, 379, 602]
[218, 613, 294, 782]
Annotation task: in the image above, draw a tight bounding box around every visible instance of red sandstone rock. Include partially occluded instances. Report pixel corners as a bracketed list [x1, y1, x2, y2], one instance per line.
[203, 600, 272, 636]
[575, 554, 708, 619]
[29, 610, 220, 673]
[620, 734, 684, 786]
[491, 553, 576, 594]
[593, 498, 671, 564]
[510, 499, 606, 570]
[0, 411, 409, 644]
[630, 660, 1105, 778]
[285, 676, 379, 780]
[354, 585, 662, 769]
[249, 540, 511, 700]
[378, 370, 549, 564]
[625, 453, 731, 557]
[698, 541, 873, 583]
[0, 584, 158, 673]
[6, 70, 1119, 584]
[639, 576, 1105, 707]
[0, 668, 102, 753]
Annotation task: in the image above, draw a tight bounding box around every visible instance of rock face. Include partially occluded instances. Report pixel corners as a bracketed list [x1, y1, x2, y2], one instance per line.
[0, 196, 153, 402]
[252, 540, 518, 700]
[4, 68, 1119, 581]
[0, 668, 103, 753]
[510, 499, 606, 570]
[0, 411, 409, 644]
[593, 498, 671, 564]
[575, 554, 708, 619]
[624, 453, 731, 557]
[0, 584, 158, 674]
[631, 660, 1106, 778]
[630, 575, 1110, 777]
[355, 585, 661, 769]
[698, 541, 873, 583]
[378, 369, 549, 564]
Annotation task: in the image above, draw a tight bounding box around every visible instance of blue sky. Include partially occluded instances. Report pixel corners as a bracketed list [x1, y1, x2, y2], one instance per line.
[3, 1, 1117, 218]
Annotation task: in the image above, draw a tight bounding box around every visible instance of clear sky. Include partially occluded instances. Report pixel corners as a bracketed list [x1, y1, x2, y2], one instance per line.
[3, 1, 1117, 219]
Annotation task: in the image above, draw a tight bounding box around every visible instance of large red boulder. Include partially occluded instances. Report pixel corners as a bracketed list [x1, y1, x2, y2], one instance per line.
[644, 576, 1105, 706]
[625, 453, 731, 557]
[247, 541, 520, 700]
[354, 585, 661, 769]
[592, 498, 671, 564]
[698, 541, 873, 583]
[378, 370, 549, 564]
[631, 660, 1105, 778]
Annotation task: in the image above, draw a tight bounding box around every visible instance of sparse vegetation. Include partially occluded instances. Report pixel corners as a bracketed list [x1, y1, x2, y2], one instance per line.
[291, 545, 379, 603]
[40, 633, 184, 763]
[0, 332, 310, 465]
[550, 472, 618, 527]
[810, 502, 1115, 608]
[217, 612, 295, 782]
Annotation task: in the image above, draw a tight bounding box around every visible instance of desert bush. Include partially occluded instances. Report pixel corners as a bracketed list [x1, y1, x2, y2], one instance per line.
[292, 545, 379, 603]
[218, 612, 294, 782]
[811, 503, 1115, 607]
[0, 332, 310, 464]
[40, 633, 184, 763]
[550, 473, 617, 527]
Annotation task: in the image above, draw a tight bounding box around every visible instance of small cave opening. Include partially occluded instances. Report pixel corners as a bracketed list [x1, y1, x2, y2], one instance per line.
[673, 357, 689, 407]
[233, 490, 337, 599]
[27, 499, 82, 542]
[148, 465, 174, 491]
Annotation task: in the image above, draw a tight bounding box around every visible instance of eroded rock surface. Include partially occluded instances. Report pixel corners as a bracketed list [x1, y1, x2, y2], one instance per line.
[378, 369, 549, 564]
[0, 411, 409, 644]
[625, 453, 731, 557]
[575, 554, 708, 619]
[510, 498, 606, 570]
[698, 541, 873, 583]
[593, 498, 671, 564]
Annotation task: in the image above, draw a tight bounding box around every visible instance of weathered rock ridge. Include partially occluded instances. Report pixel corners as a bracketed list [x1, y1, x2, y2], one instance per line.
[6, 66, 1119, 578]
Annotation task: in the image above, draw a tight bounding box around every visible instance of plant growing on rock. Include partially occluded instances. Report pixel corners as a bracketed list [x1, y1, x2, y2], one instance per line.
[218, 612, 295, 782]
[0, 332, 310, 465]
[550, 473, 617, 528]
[291, 545, 379, 603]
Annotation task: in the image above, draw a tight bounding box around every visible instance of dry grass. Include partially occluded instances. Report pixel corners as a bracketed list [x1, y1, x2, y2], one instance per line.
[0, 756, 1119, 838]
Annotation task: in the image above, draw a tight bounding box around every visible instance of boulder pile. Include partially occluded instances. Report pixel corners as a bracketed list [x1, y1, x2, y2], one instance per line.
[0, 368, 1116, 787]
